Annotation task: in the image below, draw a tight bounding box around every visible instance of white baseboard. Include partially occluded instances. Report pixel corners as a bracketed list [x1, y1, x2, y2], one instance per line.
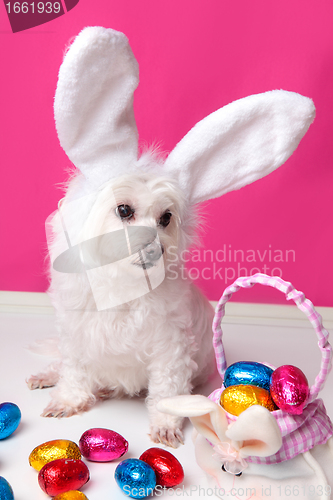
[210, 301, 333, 330]
[0, 290, 332, 330]
[0, 291, 53, 315]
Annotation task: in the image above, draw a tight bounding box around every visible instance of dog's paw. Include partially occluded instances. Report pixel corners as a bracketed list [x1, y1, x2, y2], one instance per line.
[96, 388, 114, 400]
[41, 401, 80, 418]
[26, 373, 58, 390]
[149, 426, 184, 448]
[41, 396, 94, 418]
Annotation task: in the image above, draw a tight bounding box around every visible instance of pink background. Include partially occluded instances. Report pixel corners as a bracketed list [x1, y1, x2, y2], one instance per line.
[1, 0, 332, 305]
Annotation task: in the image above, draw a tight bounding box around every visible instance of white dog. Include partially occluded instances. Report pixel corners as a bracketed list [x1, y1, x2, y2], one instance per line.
[27, 27, 315, 447]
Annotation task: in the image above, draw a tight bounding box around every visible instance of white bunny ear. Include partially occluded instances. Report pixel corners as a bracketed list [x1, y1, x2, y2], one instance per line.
[226, 405, 282, 458]
[54, 27, 139, 188]
[157, 395, 228, 444]
[157, 395, 219, 417]
[164, 90, 315, 205]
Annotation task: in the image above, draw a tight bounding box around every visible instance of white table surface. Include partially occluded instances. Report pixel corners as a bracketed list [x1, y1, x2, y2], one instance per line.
[1, 311, 332, 500]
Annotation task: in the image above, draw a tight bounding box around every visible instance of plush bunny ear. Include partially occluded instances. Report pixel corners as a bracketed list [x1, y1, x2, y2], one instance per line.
[226, 405, 282, 458]
[164, 90, 315, 205]
[157, 395, 228, 444]
[54, 27, 139, 188]
[158, 397, 282, 459]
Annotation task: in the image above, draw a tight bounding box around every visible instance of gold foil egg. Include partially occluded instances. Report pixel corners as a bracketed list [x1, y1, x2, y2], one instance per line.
[29, 439, 81, 471]
[220, 384, 278, 416]
[53, 491, 88, 500]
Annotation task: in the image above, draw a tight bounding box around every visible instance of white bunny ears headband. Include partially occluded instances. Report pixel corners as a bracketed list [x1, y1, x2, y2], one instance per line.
[54, 26, 316, 203]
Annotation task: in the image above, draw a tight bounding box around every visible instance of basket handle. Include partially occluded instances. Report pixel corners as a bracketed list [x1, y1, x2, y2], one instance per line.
[212, 273, 332, 403]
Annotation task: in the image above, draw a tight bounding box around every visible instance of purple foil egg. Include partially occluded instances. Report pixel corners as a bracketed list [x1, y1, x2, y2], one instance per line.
[79, 428, 128, 462]
[270, 365, 310, 415]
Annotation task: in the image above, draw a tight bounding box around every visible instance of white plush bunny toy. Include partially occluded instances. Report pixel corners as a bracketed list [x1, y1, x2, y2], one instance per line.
[158, 275, 333, 499]
[29, 26, 317, 447]
[158, 395, 333, 499]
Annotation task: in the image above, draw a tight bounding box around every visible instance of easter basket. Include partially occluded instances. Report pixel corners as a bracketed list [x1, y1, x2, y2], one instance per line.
[210, 273, 333, 464]
[158, 274, 333, 499]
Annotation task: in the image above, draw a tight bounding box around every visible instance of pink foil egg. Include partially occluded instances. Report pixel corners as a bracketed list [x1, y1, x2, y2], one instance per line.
[270, 365, 310, 415]
[79, 428, 128, 462]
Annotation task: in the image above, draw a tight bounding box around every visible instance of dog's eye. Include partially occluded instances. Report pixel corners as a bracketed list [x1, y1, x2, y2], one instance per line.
[116, 204, 135, 220]
[159, 211, 172, 228]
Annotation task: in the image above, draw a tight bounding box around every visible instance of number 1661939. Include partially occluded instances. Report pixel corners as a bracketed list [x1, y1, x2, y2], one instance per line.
[5, 2, 61, 14]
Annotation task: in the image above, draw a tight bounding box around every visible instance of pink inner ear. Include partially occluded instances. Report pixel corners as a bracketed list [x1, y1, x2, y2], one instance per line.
[242, 439, 266, 451]
[192, 413, 221, 445]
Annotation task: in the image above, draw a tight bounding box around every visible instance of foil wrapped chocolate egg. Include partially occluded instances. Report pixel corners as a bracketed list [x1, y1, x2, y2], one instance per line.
[79, 428, 128, 462]
[0, 476, 14, 500]
[0, 402, 21, 440]
[29, 439, 81, 471]
[224, 361, 274, 391]
[220, 384, 278, 416]
[38, 459, 90, 496]
[140, 447, 184, 488]
[270, 365, 310, 415]
[53, 491, 88, 500]
[115, 458, 156, 498]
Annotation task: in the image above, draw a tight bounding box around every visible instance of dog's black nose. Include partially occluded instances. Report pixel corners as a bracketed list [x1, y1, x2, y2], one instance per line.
[143, 241, 164, 261]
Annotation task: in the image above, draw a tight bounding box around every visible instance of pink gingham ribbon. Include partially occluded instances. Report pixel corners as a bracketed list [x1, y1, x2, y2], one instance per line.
[210, 273, 333, 464]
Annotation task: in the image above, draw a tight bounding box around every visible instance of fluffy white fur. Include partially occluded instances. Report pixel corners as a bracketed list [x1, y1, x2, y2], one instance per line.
[28, 156, 215, 447]
[27, 26, 316, 448]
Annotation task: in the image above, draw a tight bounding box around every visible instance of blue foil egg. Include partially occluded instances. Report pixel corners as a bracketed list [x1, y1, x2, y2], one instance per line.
[224, 361, 273, 391]
[0, 476, 14, 500]
[0, 402, 21, 440]
[115, 458, 156, 498]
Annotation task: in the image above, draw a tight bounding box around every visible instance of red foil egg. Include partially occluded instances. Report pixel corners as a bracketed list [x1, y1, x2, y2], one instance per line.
[270, 365, 310, 415]
[139, 447, 184, 488]
[38, 458, 90, 496]
[79, 428, 128, 462]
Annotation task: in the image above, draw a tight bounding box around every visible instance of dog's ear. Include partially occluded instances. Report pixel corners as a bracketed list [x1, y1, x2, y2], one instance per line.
[54, 27, 139, 187]
[163, 90, 315, 205]
[157, 395, 228, 444]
